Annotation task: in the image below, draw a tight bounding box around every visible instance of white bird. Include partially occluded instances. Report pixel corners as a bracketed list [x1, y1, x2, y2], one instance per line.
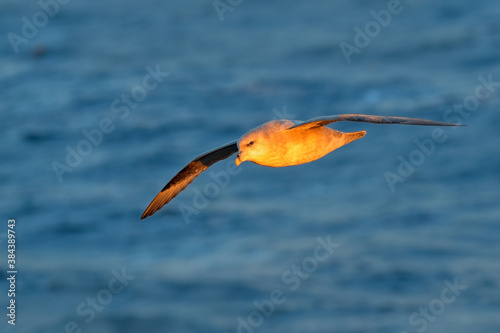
[141, 114, 461, 219]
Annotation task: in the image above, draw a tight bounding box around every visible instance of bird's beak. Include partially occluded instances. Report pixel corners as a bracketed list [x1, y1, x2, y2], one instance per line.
[235, 152, 246, 166]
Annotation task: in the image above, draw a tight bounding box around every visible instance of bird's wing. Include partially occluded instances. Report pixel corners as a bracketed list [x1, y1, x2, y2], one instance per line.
[287, 114, 462, 131]
[141, 141, 239, 219]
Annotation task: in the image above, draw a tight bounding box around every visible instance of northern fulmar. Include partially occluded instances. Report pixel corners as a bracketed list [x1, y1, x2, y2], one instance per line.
[141, 114, 461, 219]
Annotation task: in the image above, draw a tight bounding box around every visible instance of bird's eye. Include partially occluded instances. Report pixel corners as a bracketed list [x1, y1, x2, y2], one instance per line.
[247, 141, 255, 146]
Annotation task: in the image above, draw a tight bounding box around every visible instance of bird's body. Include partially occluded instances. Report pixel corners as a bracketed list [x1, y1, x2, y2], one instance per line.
[141, 114, 462, 219]
[236, 119, 366, 167]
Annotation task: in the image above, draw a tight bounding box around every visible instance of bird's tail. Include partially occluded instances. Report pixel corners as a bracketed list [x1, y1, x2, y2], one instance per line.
[343, 130, 366, 145]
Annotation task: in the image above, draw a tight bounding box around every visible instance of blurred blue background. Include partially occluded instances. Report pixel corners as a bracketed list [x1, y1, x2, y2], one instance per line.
[1, 0, 500, 332]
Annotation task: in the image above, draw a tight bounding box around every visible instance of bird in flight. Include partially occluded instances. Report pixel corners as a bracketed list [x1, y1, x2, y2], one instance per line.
[141, 114, 461, 219]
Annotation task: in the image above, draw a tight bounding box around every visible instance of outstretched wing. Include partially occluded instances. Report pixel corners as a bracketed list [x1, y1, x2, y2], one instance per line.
[287, 114, 462, 131]
[141, 141, 239, 219]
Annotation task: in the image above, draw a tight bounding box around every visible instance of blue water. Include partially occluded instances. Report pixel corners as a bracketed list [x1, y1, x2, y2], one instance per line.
[1, 1, 500, 332]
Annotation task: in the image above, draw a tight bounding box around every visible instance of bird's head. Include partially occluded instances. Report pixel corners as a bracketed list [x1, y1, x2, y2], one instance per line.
[235, 131, 266, 166]
[235, 120, 294, 166]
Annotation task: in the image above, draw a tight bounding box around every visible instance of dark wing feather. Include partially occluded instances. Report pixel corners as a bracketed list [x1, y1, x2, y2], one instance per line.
[287, 114, 462, 131]
[141, 141, 239, 219]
